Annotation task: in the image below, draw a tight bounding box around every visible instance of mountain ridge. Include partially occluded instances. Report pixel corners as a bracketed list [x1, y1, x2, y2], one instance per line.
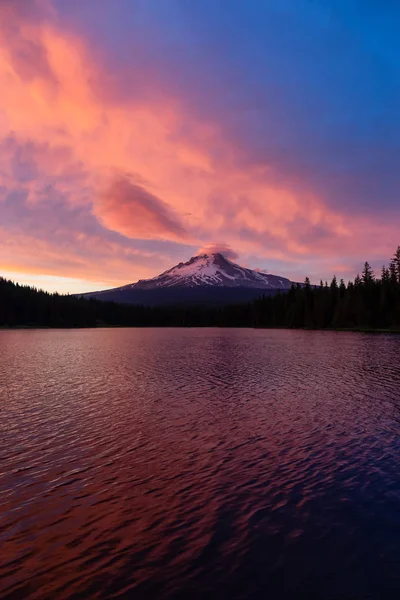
[116, 253, 292, 291]
[79, 253, 294, 306]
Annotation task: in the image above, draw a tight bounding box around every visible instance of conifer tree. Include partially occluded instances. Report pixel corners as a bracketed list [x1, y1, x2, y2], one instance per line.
[362, 262, 374, 285]
[389, 260, 398, 284]
[381, 266, 390, 283]
[393, 246, 400, 282]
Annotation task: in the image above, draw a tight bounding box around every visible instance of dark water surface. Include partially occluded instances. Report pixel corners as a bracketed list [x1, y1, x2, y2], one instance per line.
[1, 329, 400, 599]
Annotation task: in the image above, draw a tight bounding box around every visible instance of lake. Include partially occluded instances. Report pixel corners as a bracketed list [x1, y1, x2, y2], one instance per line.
[1, 328, 400, 599]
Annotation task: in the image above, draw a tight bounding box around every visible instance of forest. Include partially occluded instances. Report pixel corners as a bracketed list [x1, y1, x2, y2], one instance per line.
[1, 247, 400, 331]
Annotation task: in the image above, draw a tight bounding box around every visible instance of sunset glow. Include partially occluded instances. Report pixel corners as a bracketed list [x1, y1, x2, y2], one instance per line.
[1, 0, 399, 292]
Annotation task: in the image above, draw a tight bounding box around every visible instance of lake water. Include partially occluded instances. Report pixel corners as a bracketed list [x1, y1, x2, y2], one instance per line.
[1, 328, 400, 599]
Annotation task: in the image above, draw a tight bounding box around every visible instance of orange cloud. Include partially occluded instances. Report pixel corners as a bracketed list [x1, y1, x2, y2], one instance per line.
[95, 174, 190, 242]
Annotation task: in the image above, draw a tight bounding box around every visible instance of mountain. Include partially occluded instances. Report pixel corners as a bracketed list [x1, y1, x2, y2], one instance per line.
[80, 253, 293, 306]
[122, 253, 291, 290]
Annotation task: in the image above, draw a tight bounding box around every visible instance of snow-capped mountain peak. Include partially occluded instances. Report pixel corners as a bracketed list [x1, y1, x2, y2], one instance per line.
[126, 253, 292, 290]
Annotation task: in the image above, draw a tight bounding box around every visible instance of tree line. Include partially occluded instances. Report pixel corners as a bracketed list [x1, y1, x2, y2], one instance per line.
[253, 246, 400, 330]
[1, 247, 400, 330]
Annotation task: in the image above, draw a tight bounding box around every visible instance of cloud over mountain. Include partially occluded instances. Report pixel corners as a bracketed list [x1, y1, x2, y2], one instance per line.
[197, 243, 239, 261]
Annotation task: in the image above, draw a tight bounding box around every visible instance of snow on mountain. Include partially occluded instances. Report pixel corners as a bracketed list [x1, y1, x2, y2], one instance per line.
[120, 253, 292, 290]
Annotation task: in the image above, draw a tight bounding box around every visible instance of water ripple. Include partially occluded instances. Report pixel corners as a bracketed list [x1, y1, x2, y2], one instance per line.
[1, 329, 400, 599]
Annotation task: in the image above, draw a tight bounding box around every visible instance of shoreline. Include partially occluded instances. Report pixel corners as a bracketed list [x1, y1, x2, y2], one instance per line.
[1, 325, 400, 334]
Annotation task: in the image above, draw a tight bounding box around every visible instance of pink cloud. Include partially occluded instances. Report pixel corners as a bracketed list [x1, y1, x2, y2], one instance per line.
[95, 174, 190, 242]
[197, 243, 239, 261]
[0, 224, 169, 285]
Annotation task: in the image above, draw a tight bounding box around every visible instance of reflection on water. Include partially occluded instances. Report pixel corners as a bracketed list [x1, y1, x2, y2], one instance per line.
[1, 328, 400, 599]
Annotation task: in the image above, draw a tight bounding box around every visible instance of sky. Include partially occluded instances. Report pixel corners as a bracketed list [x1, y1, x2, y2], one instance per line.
[1, 0, 400, 293]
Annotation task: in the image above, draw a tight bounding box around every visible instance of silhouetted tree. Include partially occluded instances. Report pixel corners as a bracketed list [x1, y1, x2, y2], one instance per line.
[389, 260, 398, 284]
[362, 262, 374, 285]
[393, 246, 400, 282]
